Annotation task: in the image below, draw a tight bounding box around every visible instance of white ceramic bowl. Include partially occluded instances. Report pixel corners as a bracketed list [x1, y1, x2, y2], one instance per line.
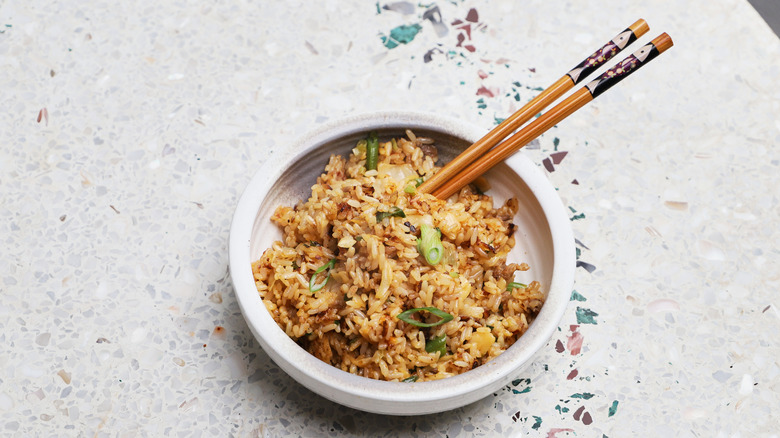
[229, 111, 575, 415]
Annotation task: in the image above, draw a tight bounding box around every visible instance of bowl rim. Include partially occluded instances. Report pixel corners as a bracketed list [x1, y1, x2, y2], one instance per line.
[229, 110, 575, 414]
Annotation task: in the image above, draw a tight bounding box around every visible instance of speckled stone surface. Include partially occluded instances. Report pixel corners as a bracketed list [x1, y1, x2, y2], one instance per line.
[1, 0, 779, 436]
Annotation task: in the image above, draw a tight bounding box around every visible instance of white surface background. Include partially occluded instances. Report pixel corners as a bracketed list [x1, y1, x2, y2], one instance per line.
[1, 0, 779, 436]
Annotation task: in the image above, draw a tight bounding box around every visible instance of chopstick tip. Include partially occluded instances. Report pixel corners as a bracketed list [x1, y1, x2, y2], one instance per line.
[631, 19, 650, 37]
[652, 33, 674, 53]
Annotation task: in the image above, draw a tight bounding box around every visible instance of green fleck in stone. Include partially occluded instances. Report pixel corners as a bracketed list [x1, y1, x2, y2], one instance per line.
[570, 392, 595, 400]
[381, 24, 423, 49]
[511, 378, 530, 386]
[608, 400, 619, 417]
[575, 307, 598, 324]
[531, 416, 542, 430]
[570, 290, 587, 302]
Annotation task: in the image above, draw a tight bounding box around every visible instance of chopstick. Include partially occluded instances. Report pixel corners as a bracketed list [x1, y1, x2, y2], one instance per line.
[431, 33, 674, 200]
[418, 19, 650, 196]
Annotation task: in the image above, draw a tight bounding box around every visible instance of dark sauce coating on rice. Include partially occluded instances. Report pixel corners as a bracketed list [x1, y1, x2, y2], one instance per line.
[253, 132, 543, 381]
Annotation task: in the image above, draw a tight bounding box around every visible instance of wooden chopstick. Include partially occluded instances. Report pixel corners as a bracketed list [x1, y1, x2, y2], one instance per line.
[418, 19, 650, 195]
[431, 33, 674, 200]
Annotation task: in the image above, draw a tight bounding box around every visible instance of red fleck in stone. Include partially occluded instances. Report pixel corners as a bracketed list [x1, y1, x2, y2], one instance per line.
[551, 151, 568, 165]
[555, 339, 565, 353]
[546, 429, 575, 438]
[476, 86, 495, 97]
[465, 8, 479, 22]
[542, 158, 554, 172]
[567, 331, 583, 355]
[572, 179, 579, 185]
[567, 369, 578, 380]
[582, 411, 593, 425]
[478, 70, 489, 79]
[464, 44, 476, 53]
[573, 406, 585, 421]
[460, 24, 472, 39]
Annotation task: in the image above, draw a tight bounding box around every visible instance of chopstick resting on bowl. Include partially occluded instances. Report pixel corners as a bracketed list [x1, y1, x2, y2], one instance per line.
[418, 19, 650, 196]
[430, 33, 674, 200]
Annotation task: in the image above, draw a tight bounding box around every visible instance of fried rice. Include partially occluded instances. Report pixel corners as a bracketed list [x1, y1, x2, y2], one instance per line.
[252, 130, 544, 382]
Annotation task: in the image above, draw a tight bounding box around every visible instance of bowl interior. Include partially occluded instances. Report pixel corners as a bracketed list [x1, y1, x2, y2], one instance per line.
[231, 112, 573, 415]
[249, 127, 553, 291]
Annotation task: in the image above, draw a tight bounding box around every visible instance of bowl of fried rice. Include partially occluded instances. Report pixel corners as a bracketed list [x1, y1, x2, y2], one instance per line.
[229, 111, 575, 415]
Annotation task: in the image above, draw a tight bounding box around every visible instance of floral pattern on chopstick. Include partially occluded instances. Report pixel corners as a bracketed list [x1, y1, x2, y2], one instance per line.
[566, 27, 639, 84]
[585, 42, 661, 98]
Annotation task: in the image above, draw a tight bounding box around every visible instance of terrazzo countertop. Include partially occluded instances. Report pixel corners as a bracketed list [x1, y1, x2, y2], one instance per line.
[2, 0, 779, 436]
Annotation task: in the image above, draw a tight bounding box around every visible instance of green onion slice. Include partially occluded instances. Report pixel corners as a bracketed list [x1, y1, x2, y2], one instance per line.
[402, 376, 418, 382]
[375, 206, 405, 222]
[404, 177, 424, 194]
[506, 282, 527, 291]
[425, 334, 447, 355]
[365, 131, 379, 171]
[416, 224, 444, 265]
[309, 258, 336, 293]
[396, 307, 454, 327]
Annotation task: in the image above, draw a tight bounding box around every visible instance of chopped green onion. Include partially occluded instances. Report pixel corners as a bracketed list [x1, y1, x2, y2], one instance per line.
[391, 138, 398, 150]
[396, 307, 454, 327]
[365, 131, 379, 171]
[375, 206, 405, 222]
[449, 271, 459, 278]
[416, 224, 444, 265]
[425, 334, 447, 356]
[402, 376, 418, 382]
[309, 259, 336, 293]
[355, 235, 363, 242]
[403, 177, 424, 194]
[506, 282, 527, 291]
